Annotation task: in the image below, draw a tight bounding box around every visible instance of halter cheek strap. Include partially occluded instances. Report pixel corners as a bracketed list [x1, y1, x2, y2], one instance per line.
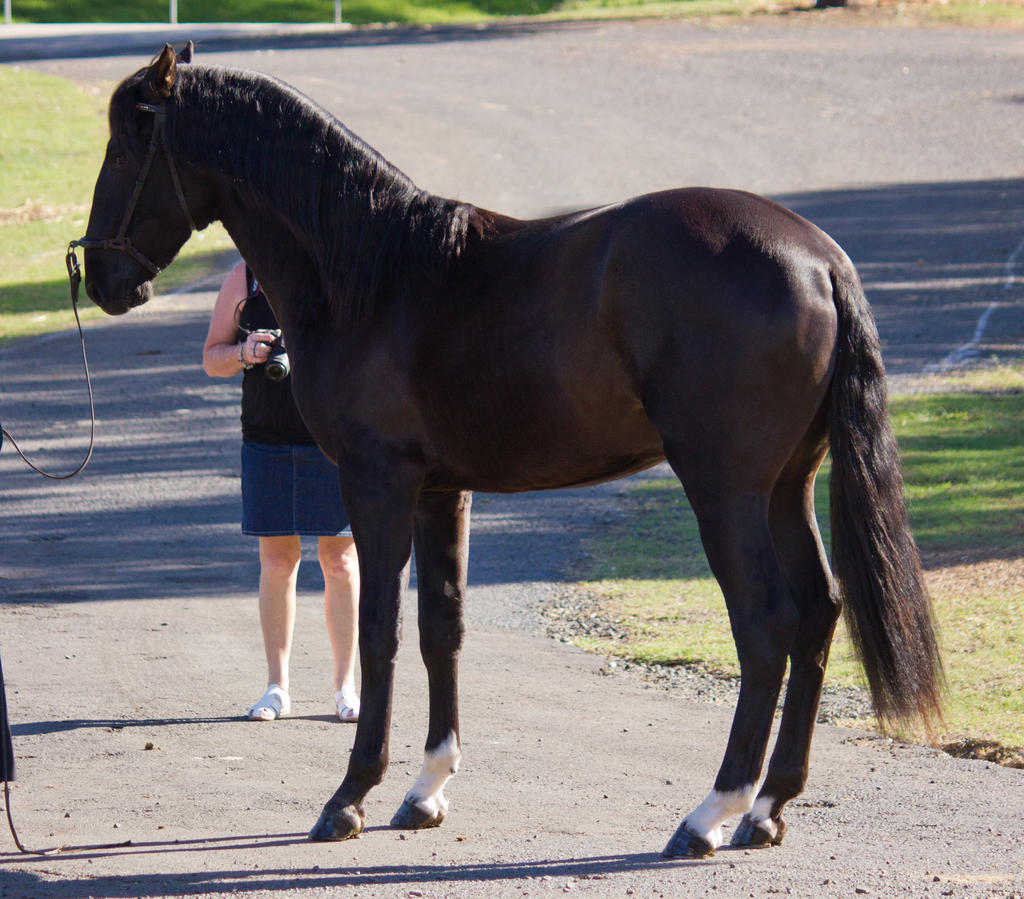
[69, 102, 196, 277]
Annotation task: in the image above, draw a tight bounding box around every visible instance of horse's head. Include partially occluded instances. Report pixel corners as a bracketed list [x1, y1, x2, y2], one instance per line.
[82, 42, 199, 315]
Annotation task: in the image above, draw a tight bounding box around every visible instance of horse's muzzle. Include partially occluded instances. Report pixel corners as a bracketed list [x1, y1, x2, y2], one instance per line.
[84, 274, 152, 316]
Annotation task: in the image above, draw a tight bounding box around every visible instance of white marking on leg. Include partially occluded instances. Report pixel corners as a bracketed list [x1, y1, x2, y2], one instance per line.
[684, 786, 757, 849]
[405, 731, 460, 817]
[749, 795, 775, 824]
[742, 793, 782, 843]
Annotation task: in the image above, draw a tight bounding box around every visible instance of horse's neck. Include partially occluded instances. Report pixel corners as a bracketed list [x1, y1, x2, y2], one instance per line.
[177, 73, 469, 327]
[214, 193, 315, 331]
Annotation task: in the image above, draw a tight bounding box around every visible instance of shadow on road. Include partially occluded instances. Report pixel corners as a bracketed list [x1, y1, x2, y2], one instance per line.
[0, 849, 685, 898]
[1, 178, 1021, 606]
[777, 177, 1024, 372]
[0, 20, 601, 65]
[10, 716, 242, 736]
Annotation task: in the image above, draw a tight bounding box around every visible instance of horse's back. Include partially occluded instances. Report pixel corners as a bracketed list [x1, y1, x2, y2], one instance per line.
[406, 187, 846, 493]
[471, 186, 847, 355]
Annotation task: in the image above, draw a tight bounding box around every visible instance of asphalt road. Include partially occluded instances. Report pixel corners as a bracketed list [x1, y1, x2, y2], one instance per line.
[5, 17, 1024, 373]
[1, 17, 1023, 899]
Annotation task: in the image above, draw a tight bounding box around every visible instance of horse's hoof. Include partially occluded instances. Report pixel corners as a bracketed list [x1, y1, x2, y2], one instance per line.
[390, 797, 446, 829]
[730, 813, 786, 848]
[662, 820, 716, 859]
[309, 802, 365, 841]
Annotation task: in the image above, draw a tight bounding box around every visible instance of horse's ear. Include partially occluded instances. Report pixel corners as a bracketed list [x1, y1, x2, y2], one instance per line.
[147, 44, 177, 99]
[177, 40, 194, 64]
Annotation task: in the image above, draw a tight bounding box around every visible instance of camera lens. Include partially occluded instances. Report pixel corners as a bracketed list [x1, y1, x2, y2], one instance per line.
[265, 351, 290, 381]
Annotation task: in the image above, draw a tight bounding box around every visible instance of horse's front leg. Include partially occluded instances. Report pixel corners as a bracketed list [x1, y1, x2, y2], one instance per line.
[309, 469, 419, 842]
[392, 489, 472, 829]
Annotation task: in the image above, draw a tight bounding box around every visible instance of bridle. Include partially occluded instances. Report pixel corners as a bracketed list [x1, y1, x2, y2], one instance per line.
[11, 100, 196, 483]
[2, 96, 202, 858]
[67, 101, 196, 283]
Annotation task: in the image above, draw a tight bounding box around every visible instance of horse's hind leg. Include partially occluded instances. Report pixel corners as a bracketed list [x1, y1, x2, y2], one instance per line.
[391, 489, 472, 829]
[661, 457, 799, 859]
[732, 466, 841, 849]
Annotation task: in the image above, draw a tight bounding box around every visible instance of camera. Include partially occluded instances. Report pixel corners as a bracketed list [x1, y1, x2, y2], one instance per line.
[263, 330, 290, 381]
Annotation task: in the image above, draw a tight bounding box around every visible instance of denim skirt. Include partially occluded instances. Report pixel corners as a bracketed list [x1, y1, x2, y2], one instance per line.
[241, 442, 352, 537]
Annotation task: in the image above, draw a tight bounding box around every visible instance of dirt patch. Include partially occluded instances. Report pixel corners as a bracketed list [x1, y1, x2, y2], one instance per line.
[541, 587, 875, 725]
[923, 547, 1024, 594]
[772, 0, 1024, 30]
[942, 737, 1024, 768]
[0, 200, 87, 225]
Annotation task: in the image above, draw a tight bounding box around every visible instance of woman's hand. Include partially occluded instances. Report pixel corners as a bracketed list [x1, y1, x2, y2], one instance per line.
[240, 330, 277, 368]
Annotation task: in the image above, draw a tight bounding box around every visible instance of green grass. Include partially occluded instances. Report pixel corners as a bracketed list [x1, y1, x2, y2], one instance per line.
[894, 387, 1024, 555]
[0, 67, 234, 344]
[10, 0, 336, 23]
[4, 0, 766, 24]
[7, 0, 1024, 26]
[572, 368, 1024, 749]
[928, 0, 1024, 23]
[2, 3, 1023, 341]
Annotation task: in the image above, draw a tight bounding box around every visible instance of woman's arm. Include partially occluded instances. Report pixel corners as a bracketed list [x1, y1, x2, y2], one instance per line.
[202, 260, 275, 377]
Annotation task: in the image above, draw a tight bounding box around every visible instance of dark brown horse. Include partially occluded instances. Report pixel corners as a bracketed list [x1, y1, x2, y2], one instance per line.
[78, 44, 942, 858]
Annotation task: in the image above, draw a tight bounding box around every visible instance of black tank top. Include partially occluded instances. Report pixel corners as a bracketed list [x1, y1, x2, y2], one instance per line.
[236, 268, 315, 446]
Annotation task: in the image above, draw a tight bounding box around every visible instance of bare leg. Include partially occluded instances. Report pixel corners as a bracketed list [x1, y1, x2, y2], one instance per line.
[257, 535, 301, 693]
[319, 535, 360, 706]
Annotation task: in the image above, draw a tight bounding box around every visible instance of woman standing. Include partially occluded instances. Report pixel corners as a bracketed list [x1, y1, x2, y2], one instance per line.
[203, 260, 360, 723]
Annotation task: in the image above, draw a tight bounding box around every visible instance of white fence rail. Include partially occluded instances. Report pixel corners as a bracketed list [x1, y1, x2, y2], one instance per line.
[3, 1, 343, 26]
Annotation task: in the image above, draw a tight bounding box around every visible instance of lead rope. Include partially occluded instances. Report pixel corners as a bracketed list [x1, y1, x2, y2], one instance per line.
[0, 245, 95, 480]
[2, 247, 98, 855]
[4, 782, 50, 854]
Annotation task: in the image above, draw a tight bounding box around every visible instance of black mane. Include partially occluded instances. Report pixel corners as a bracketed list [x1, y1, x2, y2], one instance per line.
[112, 63, 480, 326]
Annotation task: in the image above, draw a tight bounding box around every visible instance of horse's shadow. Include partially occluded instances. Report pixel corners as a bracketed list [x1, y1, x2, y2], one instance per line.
[1, 836, 698, 898]
[10, 716, 240, 736]
[9, 713, 352, 736]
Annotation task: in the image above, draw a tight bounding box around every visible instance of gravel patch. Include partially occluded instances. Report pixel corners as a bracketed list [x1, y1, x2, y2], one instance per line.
[541, 586, 875, 725]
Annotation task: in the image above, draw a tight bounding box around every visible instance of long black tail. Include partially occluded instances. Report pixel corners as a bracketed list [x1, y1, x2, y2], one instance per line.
[828, 268, 944, 731]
